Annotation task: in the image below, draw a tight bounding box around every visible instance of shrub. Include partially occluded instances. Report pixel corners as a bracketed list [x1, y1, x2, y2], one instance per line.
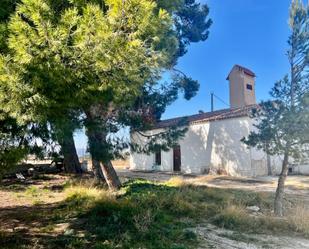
[0, 145, 27, 178]
[212, 205, 249, 230]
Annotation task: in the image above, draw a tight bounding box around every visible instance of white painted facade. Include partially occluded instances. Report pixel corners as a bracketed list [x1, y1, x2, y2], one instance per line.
[130, 65, 309, 176]
[130, 116, 309, 176]
[131, 116, 258, 176]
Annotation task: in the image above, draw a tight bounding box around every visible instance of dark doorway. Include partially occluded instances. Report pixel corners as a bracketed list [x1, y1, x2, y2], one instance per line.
[155, 151, 161, 166]
[173, 145, 181, 172]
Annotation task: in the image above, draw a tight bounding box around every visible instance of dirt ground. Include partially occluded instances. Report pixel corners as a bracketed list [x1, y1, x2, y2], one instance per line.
[117, 169, 309, 203]
[0, 174, 67, 209]
[1, 171, 309, 249]
[193, 224, 309, 249]
[118, 170, 309, 249]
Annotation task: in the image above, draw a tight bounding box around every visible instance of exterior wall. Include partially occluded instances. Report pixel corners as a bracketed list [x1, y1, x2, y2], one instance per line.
[130, 129, 172, 172]
[229, 66, 256, 108]
[295, 165, 309, 175]
[243, 73, 256, 106]
[270, 156, 309, 176]
[129, 151, 154, 171]
[229, 68, 245, 108]
[179, 117, 253, 175]
[130, 117, 309, 176]
[130, 117, 272, 177]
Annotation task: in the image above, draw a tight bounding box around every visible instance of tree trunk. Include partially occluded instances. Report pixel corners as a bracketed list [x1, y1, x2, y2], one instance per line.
[101, 160, 121, 190]
[274, 150, 290, 216]
[92, 158, 106, 183]
[84, 106, 121, 190]
[87, 128, 121, 189]
[61, 132, 82, 174]
[267, 154, 272, 176]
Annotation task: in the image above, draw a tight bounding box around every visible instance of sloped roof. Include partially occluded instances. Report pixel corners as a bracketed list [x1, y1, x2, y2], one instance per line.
[226, 65, 256, 80]
[154, 105, 257, 129]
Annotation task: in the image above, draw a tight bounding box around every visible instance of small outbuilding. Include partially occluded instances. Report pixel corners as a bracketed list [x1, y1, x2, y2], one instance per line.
[130, 65, 309, 176]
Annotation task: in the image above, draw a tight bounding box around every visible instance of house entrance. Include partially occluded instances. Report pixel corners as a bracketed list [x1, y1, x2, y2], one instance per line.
[173, 145, 181, 172]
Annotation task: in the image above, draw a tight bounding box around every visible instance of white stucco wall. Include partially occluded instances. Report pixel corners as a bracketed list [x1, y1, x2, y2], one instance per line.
[180, 117, 252, 175]
[295, 165, 309, 175]
[130, 129, 168, 171]
[129, 117, 308, 176]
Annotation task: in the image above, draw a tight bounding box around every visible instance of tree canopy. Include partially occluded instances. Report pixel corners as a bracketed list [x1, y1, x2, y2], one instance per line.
[0, 0, 212, 188]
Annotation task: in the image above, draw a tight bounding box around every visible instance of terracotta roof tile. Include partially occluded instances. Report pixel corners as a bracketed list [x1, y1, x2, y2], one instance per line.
[153, 105, 257, 129]
[226, 65, 256, 80]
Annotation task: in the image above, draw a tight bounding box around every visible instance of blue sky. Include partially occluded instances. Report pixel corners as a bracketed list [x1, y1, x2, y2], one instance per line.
[75, 0, 292, 151]
[164, 0, 291, 117]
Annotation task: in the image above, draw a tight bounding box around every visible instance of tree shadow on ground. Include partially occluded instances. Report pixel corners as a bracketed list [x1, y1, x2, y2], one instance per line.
[207, 176, 271, 185]
[0, 175, 59, 192]
[0, 180, 204, 249]
[0, 179, 300, 249]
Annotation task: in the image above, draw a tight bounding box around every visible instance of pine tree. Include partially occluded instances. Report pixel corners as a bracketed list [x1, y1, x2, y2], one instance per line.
[0, 0, 211, 189]
[0, 0, 83, 174]
[243, 0, 309, 216]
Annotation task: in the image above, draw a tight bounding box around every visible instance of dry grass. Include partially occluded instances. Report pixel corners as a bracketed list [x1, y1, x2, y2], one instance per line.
[212, 204, 249, 229]
[65, 185, 106, 200]
[285, 178, 309, 190]
[64, 177, 100, 189]
[104, 180, 309, 238]
[165, 176, 187, 187]
[288, 203, 309, 236]
[1, 175, 309, 249]
[133, 209, 154, 233]
[64, 184, 115, 210]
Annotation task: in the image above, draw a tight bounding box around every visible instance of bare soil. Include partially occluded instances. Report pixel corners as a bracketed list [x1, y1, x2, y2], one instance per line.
[1, 171, 309, 248]
[0, 174, 67, 209]
[118, 169, 309, 248]
[117, 169, 309, 203]
[194, 224, 309, 249]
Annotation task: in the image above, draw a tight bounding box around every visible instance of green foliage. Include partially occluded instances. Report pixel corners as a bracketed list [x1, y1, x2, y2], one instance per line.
[2, 0, 174, 117]
[0, 0, 212, 163]
[0, 0, 56, 176]
[0, 110, 55, 177]
[0, 0, 20, 52]
[0, 0, 19, 22]
[0, 145, 27, 177]
[0, 114, 27, 177]
[0, 23, 9, 52]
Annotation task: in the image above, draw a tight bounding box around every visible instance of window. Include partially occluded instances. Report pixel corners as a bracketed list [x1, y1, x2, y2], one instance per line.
[155, 151, 161, 165]
[246, 84, 253, 90]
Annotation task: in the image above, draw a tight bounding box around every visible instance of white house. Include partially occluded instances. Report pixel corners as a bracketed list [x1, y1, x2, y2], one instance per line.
[130, 65, 309, 176]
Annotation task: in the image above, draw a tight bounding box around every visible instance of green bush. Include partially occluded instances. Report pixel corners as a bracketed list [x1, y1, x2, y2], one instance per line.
[0, 144, 27, 178]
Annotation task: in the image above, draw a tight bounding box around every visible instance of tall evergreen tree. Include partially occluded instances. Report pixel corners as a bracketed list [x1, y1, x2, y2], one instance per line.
[0, 0, 83, 174]
[0, 0, 28, 173]
[243, 0, 309, 216]
[0, 0, 211, 189]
